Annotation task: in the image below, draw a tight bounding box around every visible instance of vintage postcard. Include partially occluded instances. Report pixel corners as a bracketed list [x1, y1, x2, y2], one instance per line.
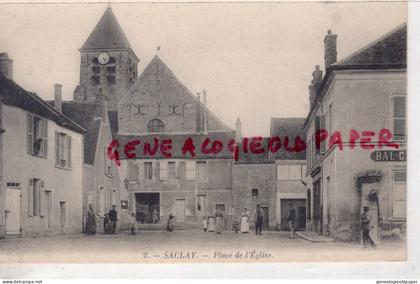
[0, 0, 409, 265]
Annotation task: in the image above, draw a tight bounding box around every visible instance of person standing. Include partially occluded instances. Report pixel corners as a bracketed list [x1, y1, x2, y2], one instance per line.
[215, 209, 224, 234]
[152, 208, 159, 224]
[202, 216, 208, 232]
[108, 205, 118, 234]
[130, 213, 137, 235]
[167, 213, 175, 232]
[287, 203, 296, 239]
[85, 203, 97, 235]
[361, 206, 376, 248]
[207, 213, 215, 232]
[254, 204, 264, 235]
[240, 208, 250, 233]
[103, 214, 110, 234]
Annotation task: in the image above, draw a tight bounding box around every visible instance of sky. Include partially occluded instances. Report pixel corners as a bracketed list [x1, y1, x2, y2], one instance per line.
[0, 1, 407, 136]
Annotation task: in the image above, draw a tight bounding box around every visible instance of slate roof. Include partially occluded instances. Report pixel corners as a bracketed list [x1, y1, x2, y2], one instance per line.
[120, 55, 232, 132]
[0, 75, 85, 134]
[234, 137, 274, 164]
[81, 7, 134, 53]
[334, 24, 406, 67]
[59, 102, 102, 165]
[269, 117, 306, 160]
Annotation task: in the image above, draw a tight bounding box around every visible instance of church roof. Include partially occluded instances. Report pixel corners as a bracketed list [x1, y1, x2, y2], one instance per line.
[81, 7, 134, 52]
[120, 55, 232, 132]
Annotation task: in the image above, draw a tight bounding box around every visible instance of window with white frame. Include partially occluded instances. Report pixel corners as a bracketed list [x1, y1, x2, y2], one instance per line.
[55, 132, 71, 169]
[393, 96, 406, 141]
[27, 113, 48, 157]
[392, 170, 406, 219]
[168, 161, 176, 180]
[159, 161, 167, 181]
[197, 161, 208, 182]
[185, 160, 196, 180]
[28, 178, 44, 217]
[277, 165, 303, 181]
[144, 161, 153, 180]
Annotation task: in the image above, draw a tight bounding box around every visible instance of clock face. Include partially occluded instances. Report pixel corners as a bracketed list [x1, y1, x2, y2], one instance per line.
[97, 51, 110, 65]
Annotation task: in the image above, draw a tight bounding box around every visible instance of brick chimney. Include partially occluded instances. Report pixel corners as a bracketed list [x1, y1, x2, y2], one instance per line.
[309, 65, 323, 109]
[308, 82, 315, 109]
[54, 84, 63, 112]
[324, 30, 337, 69]
[235, 117, 242, 142]
[0, 53, 13, 80]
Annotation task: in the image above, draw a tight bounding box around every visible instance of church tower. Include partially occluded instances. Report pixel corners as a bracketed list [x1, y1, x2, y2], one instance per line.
[73, 7, 139, 110]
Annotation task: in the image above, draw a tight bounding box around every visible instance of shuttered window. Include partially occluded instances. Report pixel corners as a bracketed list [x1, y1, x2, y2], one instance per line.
[197, 161, 207, 182]
[28, 178, 42, 216]
[393, 170, 406, 219]
[128, 161, 139, 181]
[27, 113, 48, 158]
[168, 161, 176, 180]
[144, 162, 153, 180]
[185, 160, 196, 180]
[393, 96, 406, 141]
[55, 132, 72, 169]
[159, 161, 168, 181]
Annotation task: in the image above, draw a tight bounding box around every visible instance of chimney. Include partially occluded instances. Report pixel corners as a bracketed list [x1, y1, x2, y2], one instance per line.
[312, 65, 323, 86]
[0, 53, 13, 80]
[235, 117, 242, 142]
[203, 89, 208, 134]
[196, 92, 202, 133]
[308, 82, 316, 109]
[324, 30, 337, 69]
[54, 84, 62, 112]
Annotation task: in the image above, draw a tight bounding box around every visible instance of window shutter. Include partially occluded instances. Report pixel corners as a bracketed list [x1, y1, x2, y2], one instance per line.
[128, 161, 138, 181]
[320, 115, 326, 154]
[27, 113, 34, 154]
[137, 161, 142, 181]
[55, 132, 59, 166]
[185, 161, 196, 180]
[67, 135, 72, 168]
[28, 178, 34, 217]
[160, 161, 168, 181]
[42, 119, 48, 157]
[39, 180, 45, 217]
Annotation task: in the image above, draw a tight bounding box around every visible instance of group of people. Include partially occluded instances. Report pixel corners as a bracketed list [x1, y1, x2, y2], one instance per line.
[85, 204, 118, 235]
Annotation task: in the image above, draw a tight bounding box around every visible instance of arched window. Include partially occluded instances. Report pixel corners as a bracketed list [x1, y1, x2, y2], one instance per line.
[147, 119, 165, 133]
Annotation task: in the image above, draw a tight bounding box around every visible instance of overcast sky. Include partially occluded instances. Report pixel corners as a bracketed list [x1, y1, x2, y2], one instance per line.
[0, 1, 406, 136]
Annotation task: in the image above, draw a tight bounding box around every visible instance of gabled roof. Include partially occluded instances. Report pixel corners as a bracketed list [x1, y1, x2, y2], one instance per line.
[120, 55, 232, 132]
[59, 102, 102, 165]
[270, 117, 306, 160]
[81, 7, 134, 52]
[0, 75, 85, 134]
[335, 24, 406, 67]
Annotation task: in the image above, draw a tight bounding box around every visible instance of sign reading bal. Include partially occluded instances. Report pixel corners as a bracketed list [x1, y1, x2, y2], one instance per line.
[370, 150, 406, 162]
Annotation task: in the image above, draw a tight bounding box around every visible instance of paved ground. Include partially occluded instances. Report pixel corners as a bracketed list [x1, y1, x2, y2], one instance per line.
[0, 230, 405, 263]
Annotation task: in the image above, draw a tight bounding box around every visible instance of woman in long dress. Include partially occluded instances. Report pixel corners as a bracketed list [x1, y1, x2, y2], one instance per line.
[85, 203, 96, 235]
[240, 208, 250, 233]
[215, 209, 224, 234]
[207, 214, 215, 232]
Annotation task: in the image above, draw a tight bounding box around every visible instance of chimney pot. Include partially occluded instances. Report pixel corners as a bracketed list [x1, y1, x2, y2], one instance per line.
[324, 30, 338, 69]
[0, 53, 13, 80]
[54, 84, 63, 112]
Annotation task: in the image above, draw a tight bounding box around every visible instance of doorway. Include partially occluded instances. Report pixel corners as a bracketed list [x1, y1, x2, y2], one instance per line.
[280, 199, 306, 231]
[60, 201, 66, 233]
[45, 191, 52, 229]
[313, 180, 322, 233]
[261, 206, 269, 229]
[175, 199, 186, 222]
[5, 187, 21, 235]
[135, 193, 160, 223]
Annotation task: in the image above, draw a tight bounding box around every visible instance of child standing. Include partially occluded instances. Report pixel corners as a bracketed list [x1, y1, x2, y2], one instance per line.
[202, 216, 208, 232]
[130, 213, 137, 235]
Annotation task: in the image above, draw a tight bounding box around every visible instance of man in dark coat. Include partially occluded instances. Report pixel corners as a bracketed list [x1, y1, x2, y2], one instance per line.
[253, 204, 264, 235]
[108, 205, 118, 234]
[287, 203, 296, 238]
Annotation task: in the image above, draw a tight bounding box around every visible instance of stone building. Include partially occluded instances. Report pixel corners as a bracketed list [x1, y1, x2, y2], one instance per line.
[0, 54, 85, 237]
[304, 25, 407, 241]
[73, 7, 139, 111]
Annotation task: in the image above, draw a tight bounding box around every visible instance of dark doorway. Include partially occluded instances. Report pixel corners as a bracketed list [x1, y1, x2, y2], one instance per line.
[261, 206, 269, 229]
[313, 180, 322, 233]
[135, 193, 160, 224]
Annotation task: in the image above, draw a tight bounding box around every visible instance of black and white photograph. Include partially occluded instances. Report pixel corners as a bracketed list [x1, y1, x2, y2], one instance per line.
[0, 0, 415, 275]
